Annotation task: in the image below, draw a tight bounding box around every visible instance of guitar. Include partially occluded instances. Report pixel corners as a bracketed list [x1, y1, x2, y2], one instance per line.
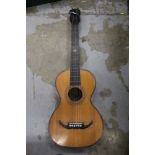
[48, 8, 104, 148]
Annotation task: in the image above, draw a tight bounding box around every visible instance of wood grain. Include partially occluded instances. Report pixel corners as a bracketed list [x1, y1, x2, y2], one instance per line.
[48, 69, 104, 147]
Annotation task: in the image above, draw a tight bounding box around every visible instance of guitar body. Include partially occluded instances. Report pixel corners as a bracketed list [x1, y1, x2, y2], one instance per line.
[48, 69, 104, 147]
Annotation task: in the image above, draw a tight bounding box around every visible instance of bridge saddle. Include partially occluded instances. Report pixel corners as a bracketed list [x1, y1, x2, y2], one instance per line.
[59, 120, 93, 129]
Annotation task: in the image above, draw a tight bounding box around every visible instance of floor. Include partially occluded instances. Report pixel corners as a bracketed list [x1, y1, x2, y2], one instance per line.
[26, 0, 129, 155]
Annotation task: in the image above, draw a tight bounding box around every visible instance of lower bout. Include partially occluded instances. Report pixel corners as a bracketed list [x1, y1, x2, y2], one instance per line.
[49, 118, 103, 147]
[51, 129, 103, 148]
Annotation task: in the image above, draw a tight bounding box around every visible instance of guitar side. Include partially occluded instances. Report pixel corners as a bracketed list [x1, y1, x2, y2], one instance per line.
[48, 69, 104, 147]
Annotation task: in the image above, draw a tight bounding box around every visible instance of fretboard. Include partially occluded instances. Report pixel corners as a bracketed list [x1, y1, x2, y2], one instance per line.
[70, 23, 80, 86]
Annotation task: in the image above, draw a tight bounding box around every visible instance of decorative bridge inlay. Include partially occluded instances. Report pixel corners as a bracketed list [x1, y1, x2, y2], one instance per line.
[59, 120, 93, 129]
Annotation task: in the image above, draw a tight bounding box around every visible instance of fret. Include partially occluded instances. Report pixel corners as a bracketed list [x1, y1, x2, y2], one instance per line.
[70, 81, 80, 83]
[70, 72, 80, 75]
[70, 80, 80, 82]
[71, 81, 80, 83]
[71, 76, 80, 78]
[70, 70, 79, 72]
[71, 69, 79, 71]
[70, 66, 79, 68]
[70, 75, 80, 77]
[71, 70, 79, 71]
[70, 72, 80, 74]
[72, 70, 78, 73]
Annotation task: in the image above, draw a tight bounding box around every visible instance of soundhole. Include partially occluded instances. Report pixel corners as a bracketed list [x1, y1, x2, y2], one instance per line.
[68, 87, 83, 101]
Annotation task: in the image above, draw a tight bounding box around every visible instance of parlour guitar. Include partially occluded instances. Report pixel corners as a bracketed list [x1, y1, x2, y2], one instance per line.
[48, 8, 104, 147]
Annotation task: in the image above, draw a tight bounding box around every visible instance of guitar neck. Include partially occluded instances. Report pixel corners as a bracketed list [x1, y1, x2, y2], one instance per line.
[70, 23, 80, 86]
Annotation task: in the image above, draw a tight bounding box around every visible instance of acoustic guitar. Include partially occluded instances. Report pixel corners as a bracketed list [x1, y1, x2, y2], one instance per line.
[48, 8, 104, 148]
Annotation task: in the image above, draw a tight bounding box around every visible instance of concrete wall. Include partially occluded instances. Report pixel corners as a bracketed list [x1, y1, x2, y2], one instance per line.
[26, 0, 129, 154]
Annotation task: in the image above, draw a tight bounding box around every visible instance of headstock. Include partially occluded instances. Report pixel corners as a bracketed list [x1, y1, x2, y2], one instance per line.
[69, 8, 81, 25]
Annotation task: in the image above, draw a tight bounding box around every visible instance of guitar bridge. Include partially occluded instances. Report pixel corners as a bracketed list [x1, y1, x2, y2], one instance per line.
[59, 120, 93, 129]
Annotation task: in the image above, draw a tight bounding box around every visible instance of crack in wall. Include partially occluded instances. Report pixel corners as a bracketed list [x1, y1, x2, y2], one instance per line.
[117, 69, 129, 92]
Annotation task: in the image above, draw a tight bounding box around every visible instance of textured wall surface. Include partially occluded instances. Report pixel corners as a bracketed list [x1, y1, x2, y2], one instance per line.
[26, 0, 129, 155]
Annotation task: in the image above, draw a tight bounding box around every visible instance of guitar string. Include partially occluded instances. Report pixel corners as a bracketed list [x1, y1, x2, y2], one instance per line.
[76, 23, 79, 123]
[72, 23, 78, 123]
[75, 23, 79, 123]
[76, 24, 78, 123]
[77, 23, 80, 123]
[77, 23, 79, 123]
[71, 21, 80, 123]
[76, 26, 78, 123]
[78, 23, 80, 123]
